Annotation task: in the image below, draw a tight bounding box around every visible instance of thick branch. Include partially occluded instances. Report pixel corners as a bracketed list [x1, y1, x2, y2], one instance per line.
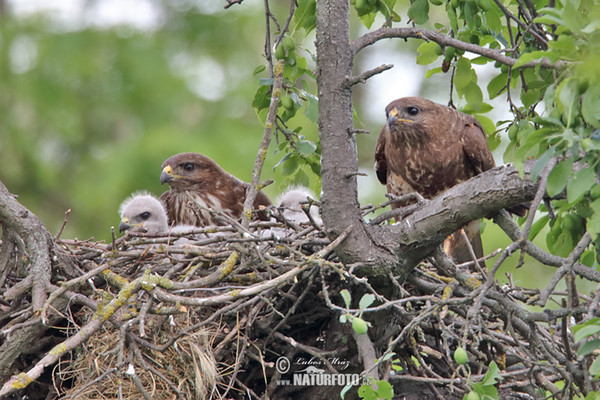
[351, 27, 565, 70]
[0, 181, 52, 312]
[382, 164, 538, 274]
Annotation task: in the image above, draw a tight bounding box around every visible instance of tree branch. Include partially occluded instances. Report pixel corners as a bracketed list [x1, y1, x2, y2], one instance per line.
[351, 27, 565, 70]
[0, 181, 53, 312]
[381, 164, 538, 275]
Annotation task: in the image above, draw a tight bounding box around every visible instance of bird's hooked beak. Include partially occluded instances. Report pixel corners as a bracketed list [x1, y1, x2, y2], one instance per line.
[160, 165, 175, 185]
[119, 217, 145, 233]
[119, 217, 131, 233]
[387, 107, 413, 125]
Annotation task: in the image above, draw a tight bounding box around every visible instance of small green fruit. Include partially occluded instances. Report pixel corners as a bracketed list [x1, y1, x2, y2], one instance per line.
[283, 36, 296, 51]
[281, 95, 294, 110]
[507, 125, 517, 141]
[274, 45, 286, 60]
[454, 347, 468, 365]
[465, 391, 480, 400]
[590, 185, 600, 200]
[352, 317, 368, 335]
[430, 0, 444, 5]
[478, 0, 491, 11]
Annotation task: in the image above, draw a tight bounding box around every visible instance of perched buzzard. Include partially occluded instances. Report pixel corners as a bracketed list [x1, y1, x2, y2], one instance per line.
[159, 152, 272, 227]
[118, 192, 170, 234]
[374, 97, 524, 263]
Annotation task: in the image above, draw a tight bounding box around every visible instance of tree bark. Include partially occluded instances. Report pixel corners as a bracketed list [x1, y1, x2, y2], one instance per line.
[316, 0, 399, 274]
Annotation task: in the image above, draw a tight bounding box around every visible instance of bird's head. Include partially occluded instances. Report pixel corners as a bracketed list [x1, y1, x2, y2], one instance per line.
[385, 97, 441, 142]
[118, 193, 168, 234]
[160, 152, 222, 190]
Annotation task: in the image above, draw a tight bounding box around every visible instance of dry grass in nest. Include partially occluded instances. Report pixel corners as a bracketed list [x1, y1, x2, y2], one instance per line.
[58, 311, 220, 400]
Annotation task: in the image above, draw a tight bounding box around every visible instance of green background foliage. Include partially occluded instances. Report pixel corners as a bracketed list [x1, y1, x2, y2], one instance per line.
[2, 0, 600, 295]
[0, 2, 320, 241]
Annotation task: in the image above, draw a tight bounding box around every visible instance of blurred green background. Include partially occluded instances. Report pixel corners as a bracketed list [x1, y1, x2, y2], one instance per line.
[0, 0, 567, 292]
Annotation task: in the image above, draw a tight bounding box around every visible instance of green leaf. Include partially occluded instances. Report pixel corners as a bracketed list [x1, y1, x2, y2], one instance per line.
[560, 0, 583, 32]
[546, 158, 574, 198]
[375, 380, 393, 399]
[340, 289, 351, 308]
[591, 357, 600, 377]
[294, 0, 317, 33]
[464, 0, 479, 31]
[556, 78, 580, 123]
[529, 215, 549, 241]
[358, 381, 377, 400]
[582, 86, 600, 128]
[303, 94, 319, 123]
[577, 339, 600, 357]
[521, 88, 541, 109]
[258, 77, 274, 86]
[416, 41, 441, 65]
[425, 66, 444, 78]
[481, 361, 501, 386]
[281, 153, 300, 175]
[359, 293, 376, 311]
[358, 11, 377, 29]
[407, 0, 429, 24]
[573, 318, 600, 338]
[454, 57, 473, 90]
[530, 148, 555, 181]
[487, 72, 507, 99]
[484, 8, 502, 34]
[296, 140, 317, 155]
[567, 167, 596, 204]
[513, 51, 547, 69]
[464, 81, 483, 111]
[582, 250, 596, 267]
[252, 85, 271, 113]
[253, 65, 266, 76]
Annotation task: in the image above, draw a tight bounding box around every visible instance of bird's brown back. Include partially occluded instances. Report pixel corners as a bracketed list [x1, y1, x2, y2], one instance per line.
[159, 152, 272, 227]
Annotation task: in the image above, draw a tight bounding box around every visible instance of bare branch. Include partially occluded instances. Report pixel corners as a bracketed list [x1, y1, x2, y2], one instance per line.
[351, 27, 564, 69]
[242, 60, 284, 229]
[343, 64, 394, 88]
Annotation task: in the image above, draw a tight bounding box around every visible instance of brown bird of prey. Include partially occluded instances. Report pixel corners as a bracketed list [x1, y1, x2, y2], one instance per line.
[374, 97, 525, 263]
[159, 152, 272, 227]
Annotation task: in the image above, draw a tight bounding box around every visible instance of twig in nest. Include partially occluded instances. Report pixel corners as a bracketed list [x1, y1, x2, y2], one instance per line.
[55, 209, 71, 241]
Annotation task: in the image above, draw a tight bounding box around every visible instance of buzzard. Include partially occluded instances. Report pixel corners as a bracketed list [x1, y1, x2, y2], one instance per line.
[118, 192, 169, 234]
[374, 97, 524, 263]
[159, 152, 272, 227]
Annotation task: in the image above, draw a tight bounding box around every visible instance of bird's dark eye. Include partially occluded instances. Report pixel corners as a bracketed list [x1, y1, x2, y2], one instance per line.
[406, 106, 419, 116]
[140, 212, 151, 220]
[183, 163, 196, 172]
